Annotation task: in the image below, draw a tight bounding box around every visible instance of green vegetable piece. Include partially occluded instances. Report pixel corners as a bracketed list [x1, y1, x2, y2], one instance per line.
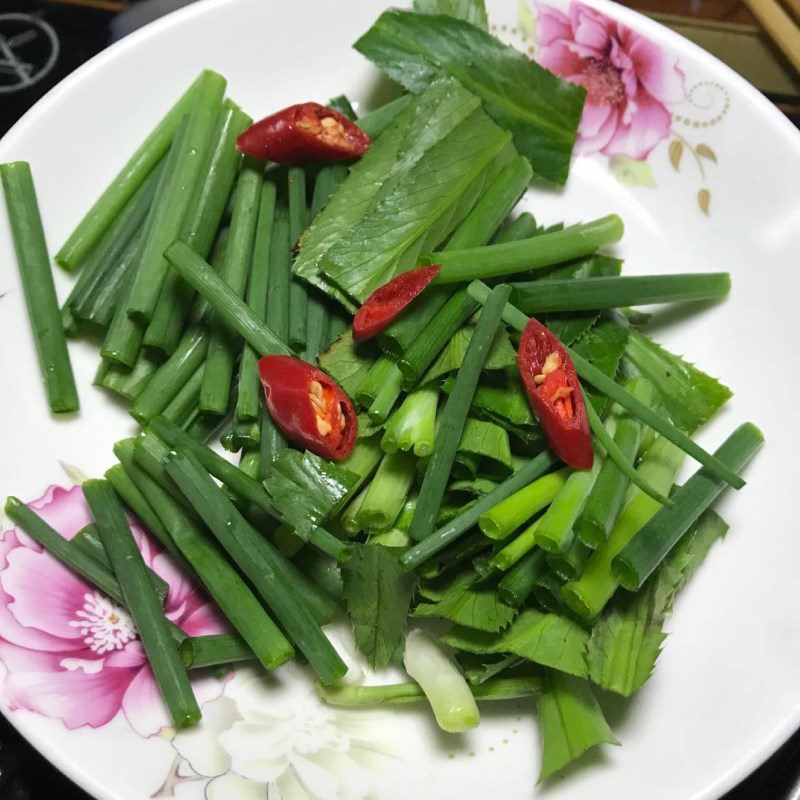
[342, 544, 416, 668]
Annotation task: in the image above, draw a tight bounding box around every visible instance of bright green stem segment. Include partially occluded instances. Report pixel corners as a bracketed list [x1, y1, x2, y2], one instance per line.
[356, 451, 416, 531]
[398, 289, 478, 389]
[547, 537, 592, 581]
[613, 422, 763, 590]
[368, 364, 404, 422]
[318, 676, 542, 706]
[71, 524, 169, 605]
[532, 570, 565, 612]
[201, 162, 265, 414]
[288, 167, 309, 353]
[512, 272, 730, 314]
[164, 240, 292, 357]
[381, 386, 438, 457]
[498, 549, 547, 607]
[492, 518, 542, 572]
[237, 180, 277, 421]
[355, 357, 396, 407]
[479, 469, 568, 541]
[409, 285, 511, 542]
[180, 634, 256, 669]
[1, 162, 79, 412]
[576, 379, 653, 548]
[561, 436, 687, 620]
[465, 280, 747, 491]
[127, 71, 226, 322]
[55, 72, 201, 270]
[493, 212, 538, 243]
[400, 451, 556, 571]
[535, 461, 600, 553]
[162, 450, 346, 684]
[430, 215, 624, 283]
[83, 480, 200, 729]
[5, 497, 124, 604]
[146, 100, 251, 354]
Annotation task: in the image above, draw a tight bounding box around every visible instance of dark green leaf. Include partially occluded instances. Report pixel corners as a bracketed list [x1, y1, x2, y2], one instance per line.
[342, 544, 417, 668]
[263, 450, 358, 540]
[321, 105, 510, 302]
[457, 417, 513, 475]
[624, 328, 732, 433]
[441, 608, 588, 677]
[413, 0, 488, 29]
[413, 571, 517, 632]
[586, 510, 727, 696]
[354, 10, 585, 183]
[295, 78, 481, 308]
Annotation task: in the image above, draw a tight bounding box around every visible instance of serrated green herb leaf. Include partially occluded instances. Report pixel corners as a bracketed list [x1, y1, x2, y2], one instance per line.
[537, 671, 618, 781]
[318, 330, 378, 397]
[441, 608, 589, 677]
[342, 543, 416, 668]
[624, 328, 732, 433]
[263, 450, 358, 540]
[572, 312, 629, 415]
[424, 323, 517, 383]
[413, 0, 488, 29]
[322, 107, 511, 302]
[354, 9, 585, 183]
[413, 571, 517, 632]
[586, 510, 728, 697]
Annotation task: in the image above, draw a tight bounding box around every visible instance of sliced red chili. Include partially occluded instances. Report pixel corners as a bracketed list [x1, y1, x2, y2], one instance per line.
[352, 265, 441, 343]
[259, 355, 357, 460]
[237, 102, 371, 165]
[517, 317, 593, 470]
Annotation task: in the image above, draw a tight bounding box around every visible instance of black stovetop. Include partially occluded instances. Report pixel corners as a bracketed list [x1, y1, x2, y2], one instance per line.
[0, 2, 798, 799]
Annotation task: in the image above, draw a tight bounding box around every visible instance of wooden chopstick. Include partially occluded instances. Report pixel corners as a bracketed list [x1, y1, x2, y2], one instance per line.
[742, 0, 800, 72]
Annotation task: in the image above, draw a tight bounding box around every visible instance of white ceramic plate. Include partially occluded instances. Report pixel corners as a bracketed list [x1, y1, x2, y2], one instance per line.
[1, 1, 799, 798]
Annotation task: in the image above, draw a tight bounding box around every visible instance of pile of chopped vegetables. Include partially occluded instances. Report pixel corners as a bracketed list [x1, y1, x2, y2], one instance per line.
[0, 0, 761, 782]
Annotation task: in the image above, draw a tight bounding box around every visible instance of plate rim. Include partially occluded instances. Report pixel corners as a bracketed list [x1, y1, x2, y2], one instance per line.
[0, 1, 798, 799]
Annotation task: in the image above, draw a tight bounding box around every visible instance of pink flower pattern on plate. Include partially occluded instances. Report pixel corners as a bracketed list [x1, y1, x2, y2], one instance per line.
[0, 485, 227, 735]
[537, 1, 685, 159]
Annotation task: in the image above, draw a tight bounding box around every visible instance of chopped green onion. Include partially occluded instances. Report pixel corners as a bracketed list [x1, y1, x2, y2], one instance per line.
[179, 634, 256, 669]
[535, 461, 600, 553]
[355, 357, 396, 407]
[561, 436, 686, 620]
[146, 100, 251, 352]
[398, 289, 478, 389]
[288, 166, 309, 352]
[381, 386, 438, 456]
[492, 212, 537, 243]
[409, 285, 511, 542]
[55, 73, 201, 270]
[83, 480, 200, 728]
[201, 162, 264, 414]
[318, 676, 541, 706]
[164, 240, 292, 356]
[368, 365, 404, 422]
[71, 524, 169, 605]
[400, 451, 556, 571]
[162, 365, 204, 426]
[479, 469, 568, 541]
[97, 351, 161, 402]
[577, 379, 653, 547]
[498, 549, 547, 607]
[429, 215, 624, 283]
[403, 629, 480, 732]
[613, 422, 763, 590]
[532, 569, 565, 612]
[236, 180, 274, 421]
[356, 451, 416, 531]
[547, 537, 592, 581]
[162, 450, 346, 683]
[127, 71, 226, 322]
[512, 272, 731, 315]
[1, 162, 79, 412]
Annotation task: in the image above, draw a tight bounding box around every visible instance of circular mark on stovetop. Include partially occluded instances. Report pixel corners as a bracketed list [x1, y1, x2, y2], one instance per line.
[0, 13, 59, 95]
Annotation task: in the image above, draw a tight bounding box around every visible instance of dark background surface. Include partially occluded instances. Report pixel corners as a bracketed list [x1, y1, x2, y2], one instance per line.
[0, 1, 798, 798]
